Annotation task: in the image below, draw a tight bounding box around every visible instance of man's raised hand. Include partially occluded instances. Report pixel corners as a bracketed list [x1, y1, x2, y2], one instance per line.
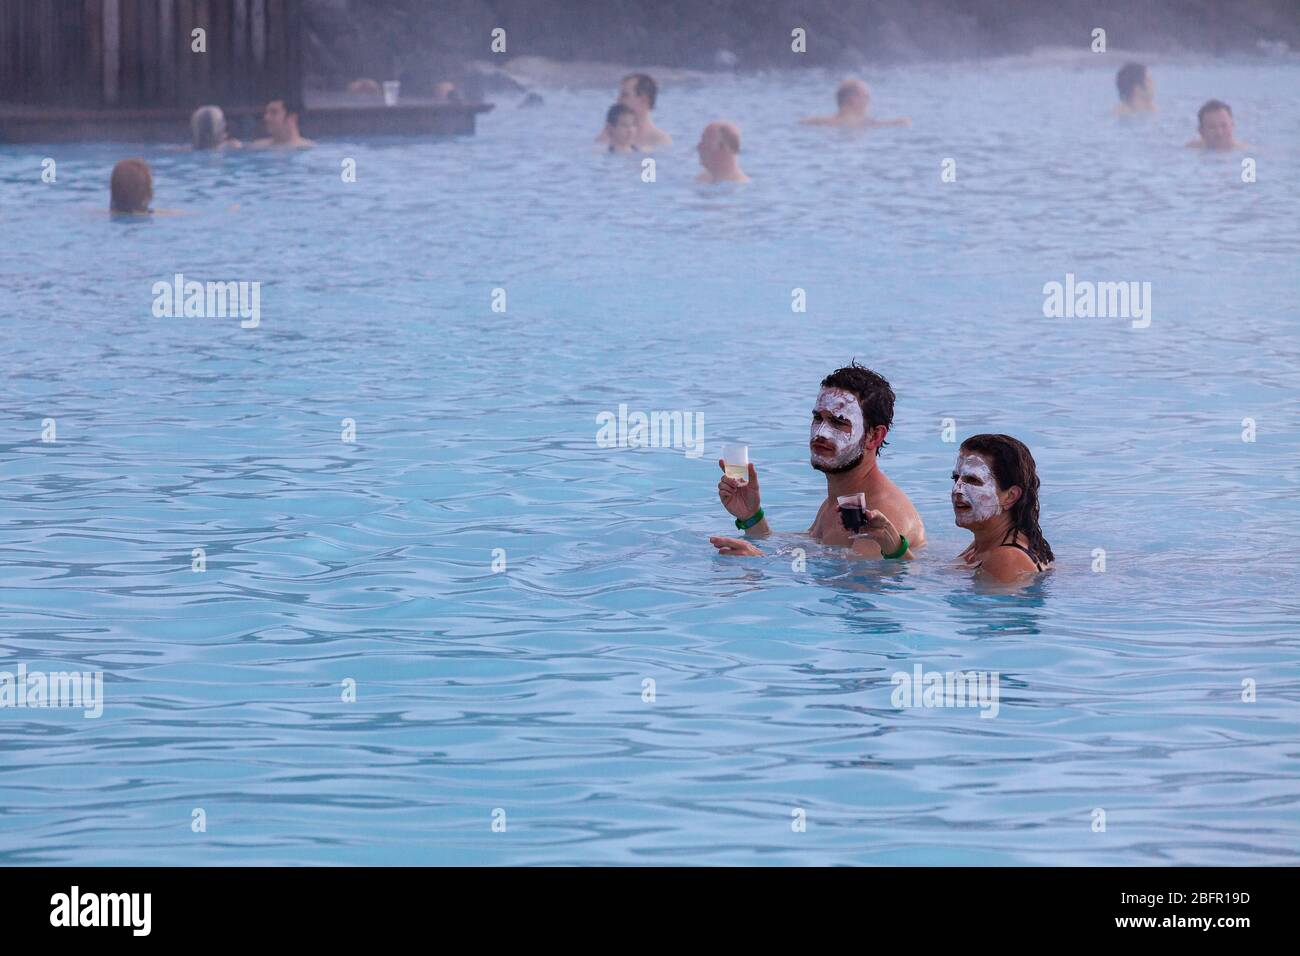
[717, 459, 761, 520]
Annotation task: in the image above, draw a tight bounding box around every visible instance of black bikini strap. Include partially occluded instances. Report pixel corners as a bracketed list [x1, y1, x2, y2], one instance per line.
[999, 542, 1043, 570]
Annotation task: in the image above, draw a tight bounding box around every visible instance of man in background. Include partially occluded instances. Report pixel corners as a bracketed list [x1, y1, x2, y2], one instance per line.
[1186, 100, 1247, 150]
[695, 121, 749, 184]
[801, 78, 910, 128]
[253, 96, 316, 149]
[596, 73, 672, 149]
[1115, 63, 1156, 114]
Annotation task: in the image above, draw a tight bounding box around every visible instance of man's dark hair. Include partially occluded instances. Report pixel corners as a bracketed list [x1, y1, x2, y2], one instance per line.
[1115, 63, 1147, 102]
[819, 362, 894, 454]
[1197, 99, 1231, 126]
[623, 73, 658, 109]
[271, 94, 305, 118]
[606, 103, 633, 127]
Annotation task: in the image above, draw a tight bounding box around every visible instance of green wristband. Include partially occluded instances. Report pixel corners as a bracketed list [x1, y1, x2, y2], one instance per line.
[735, 507, 764, 531]
[882, 534, 909, 560]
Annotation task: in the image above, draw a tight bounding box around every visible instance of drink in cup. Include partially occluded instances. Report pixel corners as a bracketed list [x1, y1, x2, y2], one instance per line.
[722, 444, 749, 483]
[837, 493, 867, 533]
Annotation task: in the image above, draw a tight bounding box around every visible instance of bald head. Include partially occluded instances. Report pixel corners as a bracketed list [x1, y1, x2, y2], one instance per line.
[704, 120, 740, 154]
[696, 120, 747, 183]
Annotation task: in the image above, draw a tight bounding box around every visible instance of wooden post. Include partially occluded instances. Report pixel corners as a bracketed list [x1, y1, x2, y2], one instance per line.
[159, 0, 174, 105]
[232, 0, 248, 109]
[176, 0, 193, 108]
[251, 0, 265, 67]
[193, 0, 209, 101]
[102, 0, 119, 104]
[86, 0, 104, 107]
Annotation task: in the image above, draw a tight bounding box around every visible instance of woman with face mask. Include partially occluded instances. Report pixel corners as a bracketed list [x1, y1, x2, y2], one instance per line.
[860, 433, 1053, 583]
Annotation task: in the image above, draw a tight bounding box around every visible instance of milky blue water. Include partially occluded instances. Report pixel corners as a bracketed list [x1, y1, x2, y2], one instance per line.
[1, 54, 1298, 865]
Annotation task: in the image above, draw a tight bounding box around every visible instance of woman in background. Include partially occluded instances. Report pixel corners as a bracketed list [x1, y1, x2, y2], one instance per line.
[109, 159, 154, 214]
[190, 105, 241, 150]
[604, 103, 639, 153]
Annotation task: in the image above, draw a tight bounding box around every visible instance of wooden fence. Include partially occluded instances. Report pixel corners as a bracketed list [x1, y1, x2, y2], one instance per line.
[0, 0, 302, 109]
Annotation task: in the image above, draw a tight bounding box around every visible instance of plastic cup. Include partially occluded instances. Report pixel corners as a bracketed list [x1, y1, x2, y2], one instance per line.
[837, 493, 867, 533]
[722, 444, 749, 484]
[382, 81, 401, 106]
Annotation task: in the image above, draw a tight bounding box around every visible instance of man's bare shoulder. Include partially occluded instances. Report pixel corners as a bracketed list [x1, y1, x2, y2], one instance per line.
[249, 137, 315, 149]
[891, 498, 925, 546]
[875, 475, 925, 543]
[807, 497, 831, 534]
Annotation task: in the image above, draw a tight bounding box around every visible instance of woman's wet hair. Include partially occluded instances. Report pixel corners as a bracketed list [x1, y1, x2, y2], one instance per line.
[191, 105, 226, 149]
[820, 361, 894, 454]
[959, 434, 1054, 565]
[109, 158, 153, 213]
[1115, 63, 1147, 102]
[606, 103, 633, 127]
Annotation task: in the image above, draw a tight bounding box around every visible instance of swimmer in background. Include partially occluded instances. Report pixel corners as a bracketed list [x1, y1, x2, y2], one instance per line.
[347, 78, 382, 97]
[1114, 63, 1155, 115]
[252, 96, 316, 149]
[107, 159, 193, 215]
[595, 73, 672, 150]
[109, 159, 154, 214]
[862, 434, 1054, 583]
[801, 78, 910, 129]
[604, 104, 639, 153]
[695, 121, 749, 184]
[433, 81, 462, 105]
[709, 363, 925, 559]
[190, 105, 241, 150]
[1186, 99, 1249, 150]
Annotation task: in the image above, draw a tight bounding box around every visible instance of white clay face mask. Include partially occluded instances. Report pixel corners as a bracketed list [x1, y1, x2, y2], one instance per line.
[809, 387, 865, 470]
[952, 453, 1001, 524]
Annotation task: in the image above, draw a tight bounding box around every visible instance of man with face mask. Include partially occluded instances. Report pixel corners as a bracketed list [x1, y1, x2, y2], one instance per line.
[709, 363, 925, 558]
